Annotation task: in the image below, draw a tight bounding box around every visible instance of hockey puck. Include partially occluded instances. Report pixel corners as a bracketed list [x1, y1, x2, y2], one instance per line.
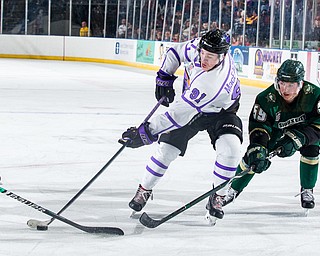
[36, 225, 48, 231]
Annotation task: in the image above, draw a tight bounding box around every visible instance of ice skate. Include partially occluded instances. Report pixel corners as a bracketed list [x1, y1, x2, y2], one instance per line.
[129, 184, 152, 217]
[300, 188, 315, 209]
[205, 193, 225, 225]
[223, 187, 239, 206]
[295, 188, 315, 216]
[299, 188, 315, 216]
[204, 211, 218, 226]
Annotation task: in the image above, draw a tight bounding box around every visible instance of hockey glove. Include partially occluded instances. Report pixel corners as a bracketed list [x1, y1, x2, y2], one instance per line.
[119, 122, 158, 148]
[275, 129, 307, 157]
[246, 143, 271, 173]
[155, 70, 177, 107]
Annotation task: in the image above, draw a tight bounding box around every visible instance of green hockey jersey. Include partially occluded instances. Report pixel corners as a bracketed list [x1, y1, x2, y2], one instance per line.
[248, 81, 320, 150]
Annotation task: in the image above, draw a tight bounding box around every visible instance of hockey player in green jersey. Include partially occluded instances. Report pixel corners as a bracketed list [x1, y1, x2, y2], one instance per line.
[224, 59, 320, 210]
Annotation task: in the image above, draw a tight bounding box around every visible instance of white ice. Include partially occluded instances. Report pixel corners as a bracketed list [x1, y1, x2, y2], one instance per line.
[0, 59, 319, 256]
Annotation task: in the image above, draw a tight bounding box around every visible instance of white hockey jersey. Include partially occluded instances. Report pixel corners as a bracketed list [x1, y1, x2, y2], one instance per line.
[149, 38, 241, 135]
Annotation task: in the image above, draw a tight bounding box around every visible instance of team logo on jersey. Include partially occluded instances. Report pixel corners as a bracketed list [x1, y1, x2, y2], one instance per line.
[303, 84, 314, 94]
[275, 112, 281, 122]
[252, 104, 267, 122]
[266, 92, 276, 103]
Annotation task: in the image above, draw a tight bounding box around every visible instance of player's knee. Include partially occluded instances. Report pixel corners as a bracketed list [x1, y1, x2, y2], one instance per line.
[300, 145, 319, 158]
[155, 142, 181, 163]
[215, 134, 242, 160]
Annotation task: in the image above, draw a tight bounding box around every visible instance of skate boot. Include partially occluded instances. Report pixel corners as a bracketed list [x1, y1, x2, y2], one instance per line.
[205, 193, 225, 225]
[223, 187, 240, 206]
[300, 188, 315, 209]
[129, 184, 152, 213]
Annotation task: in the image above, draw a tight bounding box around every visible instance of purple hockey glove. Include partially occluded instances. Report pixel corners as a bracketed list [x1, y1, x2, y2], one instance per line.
[119, 122, 158, 148]
[155, 70, 177, 107]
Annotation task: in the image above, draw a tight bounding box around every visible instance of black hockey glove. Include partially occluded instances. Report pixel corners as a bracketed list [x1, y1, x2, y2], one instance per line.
[155, 70, 177, 107]
[246, 143, 271, 173]
[275, 129, 307, 158]
[118, 122, 158, 148]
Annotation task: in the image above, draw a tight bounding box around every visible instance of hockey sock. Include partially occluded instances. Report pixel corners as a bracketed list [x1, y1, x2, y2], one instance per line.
[300, 156, 319, 189]
[213, 134, 241, 195]
[141, 142, 181, 190]
[231, 160, 255, 192]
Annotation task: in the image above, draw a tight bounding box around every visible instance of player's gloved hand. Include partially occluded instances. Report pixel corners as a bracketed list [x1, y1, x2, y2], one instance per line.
[246, 143, 271, 173]
[118, 122, 158, 148]
[155, 70, 177, 107]
[275, 129, 307, 157]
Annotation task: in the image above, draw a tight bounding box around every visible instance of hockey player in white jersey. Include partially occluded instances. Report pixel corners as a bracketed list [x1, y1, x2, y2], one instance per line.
[119, 29, 243, 222]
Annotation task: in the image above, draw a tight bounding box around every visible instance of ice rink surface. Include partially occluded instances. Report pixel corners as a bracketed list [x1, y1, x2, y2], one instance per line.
[0, 58, 319, 256]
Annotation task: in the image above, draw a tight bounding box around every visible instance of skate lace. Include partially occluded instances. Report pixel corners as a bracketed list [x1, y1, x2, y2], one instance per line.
[211, 194, 225, 210]
[134, 186, 153, 204]
[225, 188, 238, 204]
[295, 189, 314, 202]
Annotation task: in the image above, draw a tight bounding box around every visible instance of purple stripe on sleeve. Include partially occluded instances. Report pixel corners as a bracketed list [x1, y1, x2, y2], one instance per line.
[215, 161, 237, 172]
[168, 48, 181, 66]
[184, 45, 191, 62]
[191, 43, 197, 49]
[146, 165, 163, 177]
[151, 156, 168, 169]
[164, 112, 182, 128]
[160, 54, 168, 70]
[213, 171, 230, 181]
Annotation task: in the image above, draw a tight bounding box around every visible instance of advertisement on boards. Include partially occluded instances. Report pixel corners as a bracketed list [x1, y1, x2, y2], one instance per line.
[154, 41, 178, 66]
[249, 48, 290, 82]
[230, 46, 249, 78]
[113, 39, 136, 61]
[136, 40, 155, 64]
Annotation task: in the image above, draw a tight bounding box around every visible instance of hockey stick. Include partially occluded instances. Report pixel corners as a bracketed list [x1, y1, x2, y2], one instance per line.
[27, 97, 165, 229]
[140, 148, 280, 228]
[0, 186, 124, 235]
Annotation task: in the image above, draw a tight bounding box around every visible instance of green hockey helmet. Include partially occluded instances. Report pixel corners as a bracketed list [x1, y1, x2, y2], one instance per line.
[275, 59, 305, 95]
[276, 59, 305, 83]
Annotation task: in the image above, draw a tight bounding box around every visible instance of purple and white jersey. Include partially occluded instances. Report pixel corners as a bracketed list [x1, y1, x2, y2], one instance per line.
[149, 38, 241, 135]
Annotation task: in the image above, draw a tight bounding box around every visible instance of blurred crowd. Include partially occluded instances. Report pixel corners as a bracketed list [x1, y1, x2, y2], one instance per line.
[1, 0, 319, 50]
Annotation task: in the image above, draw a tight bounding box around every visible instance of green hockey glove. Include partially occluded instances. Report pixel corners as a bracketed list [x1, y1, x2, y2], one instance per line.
[246, 143, 271, 173]
[275, 129, 307, 157]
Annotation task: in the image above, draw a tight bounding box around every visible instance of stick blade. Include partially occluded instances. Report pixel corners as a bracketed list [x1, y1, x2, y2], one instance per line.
[82, 226, 124, 235]
[139, 212, 162, 228]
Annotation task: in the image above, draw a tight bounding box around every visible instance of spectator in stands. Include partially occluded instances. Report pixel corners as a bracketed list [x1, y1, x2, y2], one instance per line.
[117, 18, 127, 38]
[172, 33, 179, 42]
[182, 19, 191, 40]
[200, 22, 209, 36]
[79, 21, 89, 37]
[163, 30, 171, 41]
[314, 16, 320, 41]
[34, 8, 44, 35]
[210, 21, 218, 31]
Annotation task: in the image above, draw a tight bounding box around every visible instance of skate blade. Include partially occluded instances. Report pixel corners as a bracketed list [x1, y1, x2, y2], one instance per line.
[129, 210, 139, 219]
[205, 211, 217, 226]
[303, 208, 310, 217]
